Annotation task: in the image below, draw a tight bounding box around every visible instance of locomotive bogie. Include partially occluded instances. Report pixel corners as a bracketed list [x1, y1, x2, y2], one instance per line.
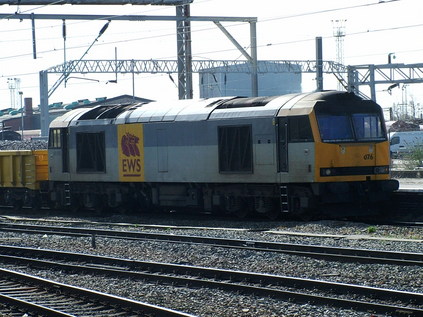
[49, 181, 131, 211]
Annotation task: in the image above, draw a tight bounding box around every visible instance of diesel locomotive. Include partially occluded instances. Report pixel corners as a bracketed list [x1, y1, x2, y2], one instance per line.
[0, 91, 399, 219]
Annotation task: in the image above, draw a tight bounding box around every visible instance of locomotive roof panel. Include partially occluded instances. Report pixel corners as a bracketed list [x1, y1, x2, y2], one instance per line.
[276, 91, 370, 116]
[50, 91, 368, 127]
[209, 94, 299, 119]
[169, 97, 235, 121]
[115, 96, 234, 124]
[277, 93, 315, 116]
[49, 107, 94, 128]
[209, 92, 359, 119]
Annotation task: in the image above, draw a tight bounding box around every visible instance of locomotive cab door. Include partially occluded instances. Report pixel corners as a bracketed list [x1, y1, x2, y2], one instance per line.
[48, 127, 70, 180]
[277, 118, 288, 172]
[61, 129, 69, 173]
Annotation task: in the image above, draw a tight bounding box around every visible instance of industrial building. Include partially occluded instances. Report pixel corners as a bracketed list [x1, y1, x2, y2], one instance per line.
[199, 61, 302, 98]
[0, 95, 151, 140]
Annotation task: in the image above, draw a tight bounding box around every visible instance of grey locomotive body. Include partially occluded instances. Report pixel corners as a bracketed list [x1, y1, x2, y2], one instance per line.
[47, 91, 397, 218]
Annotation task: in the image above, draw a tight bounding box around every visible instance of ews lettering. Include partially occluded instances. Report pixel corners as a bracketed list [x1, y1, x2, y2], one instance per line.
[122, 158, 142, 173]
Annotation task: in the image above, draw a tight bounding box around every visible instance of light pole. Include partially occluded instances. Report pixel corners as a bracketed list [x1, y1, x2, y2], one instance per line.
[19, 91, 23, 139]
[388, 53, 395, 83]
[402, 84, 408, 119]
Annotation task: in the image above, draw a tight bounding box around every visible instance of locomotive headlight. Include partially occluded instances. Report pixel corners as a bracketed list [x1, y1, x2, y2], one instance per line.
[374, 166, 389, 174]
[321, 168, 333, 176]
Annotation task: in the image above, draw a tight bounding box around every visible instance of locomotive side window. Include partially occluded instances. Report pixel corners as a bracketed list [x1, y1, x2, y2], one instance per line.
[76, 132, 106, 173]
[49, 128, 69, 172]
[48, 128, 62, 148]
[218, 125, 253, 173]
[288, 116, 313, 142]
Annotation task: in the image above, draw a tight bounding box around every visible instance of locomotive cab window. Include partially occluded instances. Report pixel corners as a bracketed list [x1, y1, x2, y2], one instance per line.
[288, 116, 313, 142]
[48, 128, 62, 149]
[315, 100, 386, 143]
[218, 125, 253, 173]
[352, 113, 384, 141]
[76, 132, 106, 173]
[317, 114, 354, 142]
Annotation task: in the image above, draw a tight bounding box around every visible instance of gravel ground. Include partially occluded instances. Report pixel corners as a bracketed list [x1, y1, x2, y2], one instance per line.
[0, 138, 420, 316]
[0, 213, 422, 317]
[0, 140, 48, 150]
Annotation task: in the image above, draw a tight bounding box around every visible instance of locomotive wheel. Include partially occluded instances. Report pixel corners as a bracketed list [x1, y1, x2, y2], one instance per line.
[31, 197, 42, 211]
[115, 204, 128, 214]
[69, 199, 81, 213]
[223, 196, 241, 214]
[12, 199, 23, 211]
[264, 208, 280, 220]
[234, 207, 249, 218]
[254, 197, 279, 220]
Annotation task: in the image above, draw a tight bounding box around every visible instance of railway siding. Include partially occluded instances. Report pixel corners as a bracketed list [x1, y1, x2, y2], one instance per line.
[0, 245, 422, 316]
[0, 267, 194, 317]
[0, 216, 421, 316]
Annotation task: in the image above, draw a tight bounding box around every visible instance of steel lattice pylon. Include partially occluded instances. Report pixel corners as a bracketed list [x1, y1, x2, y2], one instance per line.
[176, 4, 192, 99]
[44, 59, 348, 74]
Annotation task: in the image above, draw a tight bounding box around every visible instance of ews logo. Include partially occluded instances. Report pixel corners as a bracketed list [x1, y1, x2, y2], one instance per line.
[121, 132, 141, 174]
[118, 124, 144, 181]
[122, 132, 140, 157]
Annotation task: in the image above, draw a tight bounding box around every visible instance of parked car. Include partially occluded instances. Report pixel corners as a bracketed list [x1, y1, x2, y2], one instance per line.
[389, 131, 423, 157]
[0, 130, 22, 141]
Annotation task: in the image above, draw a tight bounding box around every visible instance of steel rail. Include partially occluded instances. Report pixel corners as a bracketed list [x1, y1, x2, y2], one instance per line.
[0, 222, 421, 266]
[0, 293, 80, 317]
[0, 245, 422, 316]
[387, 221, 423, 227]
[0, 267, 195, 317]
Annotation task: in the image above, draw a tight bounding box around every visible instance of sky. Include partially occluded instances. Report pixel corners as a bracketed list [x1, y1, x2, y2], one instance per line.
[0, 0, 422, 112]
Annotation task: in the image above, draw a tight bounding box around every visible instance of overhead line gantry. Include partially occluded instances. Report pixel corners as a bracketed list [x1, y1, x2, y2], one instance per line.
[0, 1, 258, 135]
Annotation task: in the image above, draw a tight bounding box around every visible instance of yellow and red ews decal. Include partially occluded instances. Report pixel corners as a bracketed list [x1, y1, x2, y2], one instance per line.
[118, 124, 145, 182]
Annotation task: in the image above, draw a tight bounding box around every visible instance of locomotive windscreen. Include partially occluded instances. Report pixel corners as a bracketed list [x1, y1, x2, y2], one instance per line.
[315, 99, 386, 143]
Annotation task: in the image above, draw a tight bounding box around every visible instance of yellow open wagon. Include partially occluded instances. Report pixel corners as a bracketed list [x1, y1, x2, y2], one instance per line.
[0, 149, 48, 209]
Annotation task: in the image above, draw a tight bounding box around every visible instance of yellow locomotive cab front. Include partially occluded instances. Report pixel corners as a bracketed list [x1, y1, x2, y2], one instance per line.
[310, 101, 393, 184]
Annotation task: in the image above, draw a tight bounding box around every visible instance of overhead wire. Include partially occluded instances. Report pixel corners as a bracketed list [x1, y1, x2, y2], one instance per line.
[0, 0, 410, 60]
[0, 0, 418, 87]
[258, 0, 402, 23]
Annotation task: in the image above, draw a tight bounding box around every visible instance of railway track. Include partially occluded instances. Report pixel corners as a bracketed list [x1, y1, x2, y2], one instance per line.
[0, 244, 422, 316]
[0, 222, 421, 266]
[0, 266, 194, 317]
